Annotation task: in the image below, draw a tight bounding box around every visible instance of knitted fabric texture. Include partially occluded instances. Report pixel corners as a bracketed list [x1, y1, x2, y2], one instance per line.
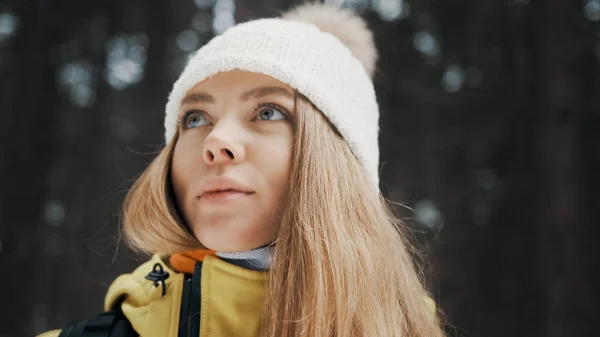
[216, 246, 272, 271]
[164, 18, 380, 188]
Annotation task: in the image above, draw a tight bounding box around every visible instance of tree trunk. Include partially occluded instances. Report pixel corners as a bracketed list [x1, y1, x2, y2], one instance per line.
[532, 0, 595, 335]
[0, 0, 59, 335]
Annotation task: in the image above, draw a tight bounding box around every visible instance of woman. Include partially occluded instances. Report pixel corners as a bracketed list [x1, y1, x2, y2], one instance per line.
[40, 3, 444, 337]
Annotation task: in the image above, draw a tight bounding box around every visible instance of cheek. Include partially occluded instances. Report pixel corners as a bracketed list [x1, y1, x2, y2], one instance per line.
[261, 133, 293, 194]
[170, 146, 187, 203]
[171, 139, 204, 201]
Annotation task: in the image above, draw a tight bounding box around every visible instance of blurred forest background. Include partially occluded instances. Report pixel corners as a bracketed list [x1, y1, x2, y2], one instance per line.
[0, 0, 598, 336]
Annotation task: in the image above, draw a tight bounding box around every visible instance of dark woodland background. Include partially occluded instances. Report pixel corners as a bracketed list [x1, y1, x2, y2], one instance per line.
[0, 0, 598, 336]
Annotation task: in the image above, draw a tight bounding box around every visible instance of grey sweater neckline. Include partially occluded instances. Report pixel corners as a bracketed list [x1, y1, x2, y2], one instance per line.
[216, 245, 272, 271]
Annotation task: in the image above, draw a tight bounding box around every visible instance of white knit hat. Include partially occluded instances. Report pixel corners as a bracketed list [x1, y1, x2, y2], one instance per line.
[164, 4, 380, 188]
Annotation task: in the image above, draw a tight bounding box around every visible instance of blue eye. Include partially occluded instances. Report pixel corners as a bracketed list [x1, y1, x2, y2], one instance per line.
[184, 111, 209, 128]
[258, 106, 287, 121]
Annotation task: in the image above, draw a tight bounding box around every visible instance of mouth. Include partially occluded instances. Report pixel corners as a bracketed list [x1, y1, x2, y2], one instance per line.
[200, 189, 254, 203]
[198, 176, 255, 204]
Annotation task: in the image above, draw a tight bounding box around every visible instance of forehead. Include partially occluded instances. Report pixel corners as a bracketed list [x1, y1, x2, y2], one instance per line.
[189, 69, 293, 94]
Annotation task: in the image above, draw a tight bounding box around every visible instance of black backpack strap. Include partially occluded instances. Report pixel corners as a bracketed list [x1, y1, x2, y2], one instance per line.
[58, 307, 137, 337]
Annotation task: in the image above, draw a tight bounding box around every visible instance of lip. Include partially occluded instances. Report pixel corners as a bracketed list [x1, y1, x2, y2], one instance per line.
[198, 176, 254, 203]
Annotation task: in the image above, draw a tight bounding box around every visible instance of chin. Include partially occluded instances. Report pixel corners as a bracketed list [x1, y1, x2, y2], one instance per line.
[193, 226, 270, 252]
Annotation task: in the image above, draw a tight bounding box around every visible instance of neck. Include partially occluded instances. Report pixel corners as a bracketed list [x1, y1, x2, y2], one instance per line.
[216, 246, 272, 271]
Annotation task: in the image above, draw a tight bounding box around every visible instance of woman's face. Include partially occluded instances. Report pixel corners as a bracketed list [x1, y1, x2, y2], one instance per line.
[171, 70, 295, 252]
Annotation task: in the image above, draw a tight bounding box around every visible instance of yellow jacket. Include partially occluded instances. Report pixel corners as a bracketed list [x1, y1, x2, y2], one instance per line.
[39, 253, 436, 337]
[38, 254, 268, 337]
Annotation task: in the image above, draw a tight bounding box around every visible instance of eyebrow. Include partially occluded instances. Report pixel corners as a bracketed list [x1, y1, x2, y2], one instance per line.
[181, 86, 294, 106]
[181, 92, 215, 105]
[240, 86, 294, 101]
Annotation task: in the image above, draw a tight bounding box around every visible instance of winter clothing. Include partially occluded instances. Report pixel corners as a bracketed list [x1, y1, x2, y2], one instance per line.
[38, 251, 437, 337]
[170, 249, 215, 273]
[164, 4, 381, 189]
[215, 246, 272, 271]
[169, 247, 271, 273]
[38, 253, 268, 337]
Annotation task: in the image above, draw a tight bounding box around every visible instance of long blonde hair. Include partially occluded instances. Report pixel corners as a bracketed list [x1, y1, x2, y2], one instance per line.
[122, 94, 444, 337]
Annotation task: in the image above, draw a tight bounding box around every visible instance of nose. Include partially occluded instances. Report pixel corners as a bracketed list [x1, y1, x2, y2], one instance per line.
[203, 125, 245, 165]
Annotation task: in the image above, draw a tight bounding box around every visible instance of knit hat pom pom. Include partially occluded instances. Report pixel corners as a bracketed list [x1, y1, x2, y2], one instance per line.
[282, 3, 378, 79]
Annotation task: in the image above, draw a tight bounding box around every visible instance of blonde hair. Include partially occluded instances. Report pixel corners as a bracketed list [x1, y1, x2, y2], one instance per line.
[122, 94, 444, 337]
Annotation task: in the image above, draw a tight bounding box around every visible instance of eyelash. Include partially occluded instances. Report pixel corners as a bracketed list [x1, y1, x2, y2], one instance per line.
[176, 102, 291, 129]
[253, 101, 291, 120]
[176, 111, 205, 129]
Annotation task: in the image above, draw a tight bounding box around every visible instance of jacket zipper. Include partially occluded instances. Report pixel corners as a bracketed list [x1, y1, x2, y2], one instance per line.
[178, 275, 191, 337]
[178, 261, 202, 337]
